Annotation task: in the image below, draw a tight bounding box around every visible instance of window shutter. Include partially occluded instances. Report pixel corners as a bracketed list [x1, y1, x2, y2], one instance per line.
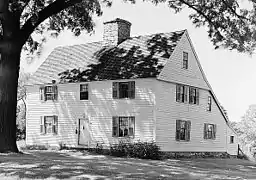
[185, 121, 191, 141]
[39, 87, 45, 101]
[112, 116, 119, 137]
[184, 86, 188, 103]
[176, 85, 181, 102]
[128, 81, 135, 99]
[204, 123, 207, 139]
[129, 117, 135, 137]
[112, 82, 118, 99]
[40, 116, 45, 134]
[196, 89, 199, 105]
[189, 87, 192, 104]
[53, 85, 58, 101]
[176, 120, 181, 141]
[53, 116, 58, 134]
[213, 124, 217, 139]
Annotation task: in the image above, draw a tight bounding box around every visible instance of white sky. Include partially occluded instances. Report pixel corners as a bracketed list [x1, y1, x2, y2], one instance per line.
[20, 0, 256, 122]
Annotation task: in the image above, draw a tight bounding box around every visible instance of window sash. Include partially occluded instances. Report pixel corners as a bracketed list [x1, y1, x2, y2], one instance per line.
[176, 120, 191, 141]
[207, 96, 212, 111]
[112, 116, 135, 137]
[183, 52, 188, 69]
[40, 116, 58, 135]
[80, 84, 88, 92]
[204, 123, 216, 139]
[113, 81, 135, 99]
[41, 85, 58, 101]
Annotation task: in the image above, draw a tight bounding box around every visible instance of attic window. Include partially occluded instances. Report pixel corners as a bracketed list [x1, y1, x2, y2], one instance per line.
[183, 52, 188, 69]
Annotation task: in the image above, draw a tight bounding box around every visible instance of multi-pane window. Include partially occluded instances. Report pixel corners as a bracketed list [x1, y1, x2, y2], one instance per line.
[207, 96, 212, 111]
[39, 85, 58, 101]
[112, 116, 135, 137]
[80, 84, 89, 100]
[176, 120, 191, 141]
[189, 87, 199, 105]
[113, 81, 135, 99]
[176, 84, 199, 105]
[204, 123, 216, 139]
[176, 84, 188, 103]
[40, 116, 58, 134]
[230, 136, 234, 144]
[183, 52, 188, 69]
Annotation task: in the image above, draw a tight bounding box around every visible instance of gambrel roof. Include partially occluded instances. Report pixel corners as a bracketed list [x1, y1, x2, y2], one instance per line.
[28, 30, 185, 85]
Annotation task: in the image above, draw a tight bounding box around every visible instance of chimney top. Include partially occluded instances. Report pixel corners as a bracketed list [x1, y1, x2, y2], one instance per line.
[103, 18, 132, 26]
[103, 18, 132, 46]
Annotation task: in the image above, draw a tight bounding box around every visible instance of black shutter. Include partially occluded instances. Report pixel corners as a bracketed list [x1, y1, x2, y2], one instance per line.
[176, 120, 181, 141]
[213, 124, 217, 139]
[184, 86, 188, 103]
[112, 116, 119, 137]
[176, 85, 181, 102]
[128, 81, 135, 99]
[53, 85, 58, 101]
[196, 89, 199, 105]
[112, 82, 118, 99]
[204, 123, 207, 139]
[186, 121, 191, 141]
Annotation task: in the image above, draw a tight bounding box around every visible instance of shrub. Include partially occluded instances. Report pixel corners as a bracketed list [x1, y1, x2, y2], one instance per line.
[21, 144, 48, 150]
[109, 141, 161, 160]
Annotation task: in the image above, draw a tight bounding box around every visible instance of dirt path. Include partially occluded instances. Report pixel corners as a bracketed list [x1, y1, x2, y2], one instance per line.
[1, 150, 256, 180]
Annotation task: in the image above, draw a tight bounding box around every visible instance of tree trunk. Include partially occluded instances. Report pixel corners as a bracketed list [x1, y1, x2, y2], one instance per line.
[0, 47, 21, 153]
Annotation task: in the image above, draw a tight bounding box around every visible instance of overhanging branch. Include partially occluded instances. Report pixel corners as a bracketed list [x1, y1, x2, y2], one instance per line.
[20, 0, 82, 44]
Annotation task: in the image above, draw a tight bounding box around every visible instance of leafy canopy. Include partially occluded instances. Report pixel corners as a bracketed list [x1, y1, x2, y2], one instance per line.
[2, 0, 256, 55]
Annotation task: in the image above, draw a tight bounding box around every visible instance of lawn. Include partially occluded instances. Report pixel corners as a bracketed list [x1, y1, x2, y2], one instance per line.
[1, 149, 256, 180]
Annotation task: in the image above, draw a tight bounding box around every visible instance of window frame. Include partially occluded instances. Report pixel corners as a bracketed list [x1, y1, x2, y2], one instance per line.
[40, 115, 58, 135]
[189, 86, 199, 105]
[80, 84, 89, 100]
[176, 120, 191, 141]
[182, 51, 188, 69]
[204, 123, 216, 140]
[207, 96, 212, 111]
[176, 84, 188, 103]
[39, 85, 58, 101]
[230, 136, 234, 144]
[112, 116, 135, 138]
[112, 81, 135, 99]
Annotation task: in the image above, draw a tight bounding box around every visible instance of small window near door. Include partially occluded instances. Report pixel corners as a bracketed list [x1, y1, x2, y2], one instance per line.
[80, 84, 88, 100]
[230, 136, 234, 144]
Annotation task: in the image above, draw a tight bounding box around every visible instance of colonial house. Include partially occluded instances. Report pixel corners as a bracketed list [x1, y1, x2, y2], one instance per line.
[26, 18, 238, 155]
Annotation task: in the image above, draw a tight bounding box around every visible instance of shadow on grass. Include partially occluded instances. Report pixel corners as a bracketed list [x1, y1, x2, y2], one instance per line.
[1, 150, 256, 180]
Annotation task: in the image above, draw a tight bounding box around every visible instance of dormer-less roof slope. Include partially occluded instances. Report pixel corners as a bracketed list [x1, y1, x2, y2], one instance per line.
[28, 30, 185, 85]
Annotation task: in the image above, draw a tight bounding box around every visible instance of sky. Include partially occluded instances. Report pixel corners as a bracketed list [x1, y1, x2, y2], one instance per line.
[20, 0, 256, 122]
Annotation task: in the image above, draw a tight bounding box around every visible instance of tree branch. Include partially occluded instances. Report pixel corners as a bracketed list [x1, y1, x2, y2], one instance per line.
[20, 0, 82, 44]
[220, 0, 248, 21]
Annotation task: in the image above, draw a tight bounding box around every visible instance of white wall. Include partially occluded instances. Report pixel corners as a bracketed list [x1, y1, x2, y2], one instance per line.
[155, 80, 228, 152]
[26, 78, 156, 147]
[227, 126, 238, 155]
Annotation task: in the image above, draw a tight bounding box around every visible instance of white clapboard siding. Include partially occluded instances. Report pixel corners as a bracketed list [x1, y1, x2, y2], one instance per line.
[227, 126, 238, 155]
[158, 32, 210, 90]
[155, 80, 227, 152]
[26, 78, 156, 147]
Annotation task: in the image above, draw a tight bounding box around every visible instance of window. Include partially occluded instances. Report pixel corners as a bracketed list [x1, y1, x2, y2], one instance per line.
[207, 96, 212, 111]
[112, 116, 135, 137]
[176, 120, 191, 141]
[189, 87, 199, 105]
[80, 84, 88, 100]
[230, 136, 234, 144]
[39, 85, 58, 101]
[176, 84, 188, 103]
[183, 52, 188, 69]
[113, 81, 135, 99]
[40, 116, 58, 134]
[204, 123, 216, 139]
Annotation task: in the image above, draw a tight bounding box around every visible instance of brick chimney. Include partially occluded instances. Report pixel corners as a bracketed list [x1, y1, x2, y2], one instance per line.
[103, 18, 131, 46]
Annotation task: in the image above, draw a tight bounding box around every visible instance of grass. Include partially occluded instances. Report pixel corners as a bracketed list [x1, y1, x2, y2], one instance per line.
[1, 148, 256, 180]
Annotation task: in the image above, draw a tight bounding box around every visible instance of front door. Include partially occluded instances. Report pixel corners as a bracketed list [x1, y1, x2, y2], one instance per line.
[78, 118, 89, 145]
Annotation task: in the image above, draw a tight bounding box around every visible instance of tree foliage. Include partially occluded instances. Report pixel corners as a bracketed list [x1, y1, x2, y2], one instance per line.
[231, 105, 256, 146]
